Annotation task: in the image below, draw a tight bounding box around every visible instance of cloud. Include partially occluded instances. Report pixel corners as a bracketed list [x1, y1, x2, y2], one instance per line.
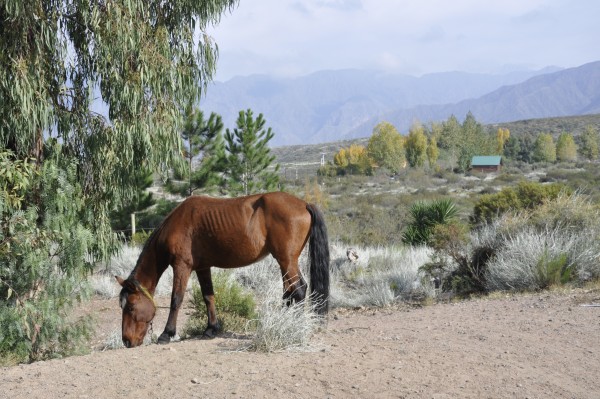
[291, 2, 311, 16]
[316, 0, 363, 11]
[208, 0, 600, 80]
[418, 26, 445, 43]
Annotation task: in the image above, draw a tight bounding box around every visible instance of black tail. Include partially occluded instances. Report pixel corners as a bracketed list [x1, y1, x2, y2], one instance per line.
[306, 204, 330, 315]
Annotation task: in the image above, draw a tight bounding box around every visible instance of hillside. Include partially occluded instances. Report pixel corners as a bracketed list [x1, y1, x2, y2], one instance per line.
[200, 67, 560, 146]
[350, 61, 600, 138]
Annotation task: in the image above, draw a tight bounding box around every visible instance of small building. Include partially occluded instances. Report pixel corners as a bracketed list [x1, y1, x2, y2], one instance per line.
[471, 155, 503, 172]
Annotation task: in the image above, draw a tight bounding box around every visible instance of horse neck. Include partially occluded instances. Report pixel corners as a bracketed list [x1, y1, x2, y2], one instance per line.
[130, 243, 168, 295]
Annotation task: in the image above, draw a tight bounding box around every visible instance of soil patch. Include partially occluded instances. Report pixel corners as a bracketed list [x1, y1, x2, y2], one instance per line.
[2, 288, 599, 398]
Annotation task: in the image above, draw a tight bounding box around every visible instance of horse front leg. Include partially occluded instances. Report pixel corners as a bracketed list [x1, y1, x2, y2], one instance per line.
[196, 268, 221, 338]
[157, 266, 192, 345]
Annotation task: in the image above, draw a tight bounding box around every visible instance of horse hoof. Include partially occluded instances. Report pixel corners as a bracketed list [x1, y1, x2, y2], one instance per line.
[157, 333, 171, 344]
[203, 328, 217, 339]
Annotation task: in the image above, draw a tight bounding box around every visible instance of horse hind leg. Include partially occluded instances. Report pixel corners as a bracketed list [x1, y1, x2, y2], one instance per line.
[196, 268, 221, 338]
[279, 259, 307, 306]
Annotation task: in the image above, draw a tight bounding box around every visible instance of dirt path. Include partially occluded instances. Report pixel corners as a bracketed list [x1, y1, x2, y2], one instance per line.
[2, 289, 599, 399]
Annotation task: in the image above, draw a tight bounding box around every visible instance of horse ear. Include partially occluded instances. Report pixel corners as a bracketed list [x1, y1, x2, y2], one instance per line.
[115, 276, 126, 287]
[115, 276, 138, 292]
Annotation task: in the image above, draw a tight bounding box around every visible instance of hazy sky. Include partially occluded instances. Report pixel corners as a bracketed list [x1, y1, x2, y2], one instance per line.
[206, 0, 600, 81]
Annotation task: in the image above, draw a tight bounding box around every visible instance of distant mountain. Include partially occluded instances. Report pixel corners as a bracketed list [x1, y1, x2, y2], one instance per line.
[348, 61, 600, 139]
[200, 67, 561, 146]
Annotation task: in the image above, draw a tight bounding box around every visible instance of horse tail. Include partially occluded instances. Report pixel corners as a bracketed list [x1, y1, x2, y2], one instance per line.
[306, 204, 330, 315]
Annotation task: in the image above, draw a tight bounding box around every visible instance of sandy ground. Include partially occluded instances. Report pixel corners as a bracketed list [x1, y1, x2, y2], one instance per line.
[1, 288, 599, 399]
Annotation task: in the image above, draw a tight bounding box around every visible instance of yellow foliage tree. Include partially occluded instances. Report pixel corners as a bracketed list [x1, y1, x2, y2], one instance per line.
[556, 132, 577, 162]
[333, 148, 349, 168]
[496, 128, 510, 154]
[333, 144, 372, 175]
[426, 136, 440, 169]
[405, 123, 428, 168]
[367, 121, 405, 173]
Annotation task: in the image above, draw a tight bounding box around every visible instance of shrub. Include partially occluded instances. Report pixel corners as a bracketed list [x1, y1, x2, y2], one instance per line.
[485, 193, 600, 290]
[247, 288, 323, 352]
[471, 181, 570, 225]
[485, 227, 577, 291]
[183, 271, 257, 337]
[130, 229, 153, 247]
[330, 245, 433, 307]
[421, 221, 499, 297]
[536, 251, 571, 288]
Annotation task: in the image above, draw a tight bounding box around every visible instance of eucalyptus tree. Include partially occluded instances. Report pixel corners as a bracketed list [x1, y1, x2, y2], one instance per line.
[0, 0, 238, 362]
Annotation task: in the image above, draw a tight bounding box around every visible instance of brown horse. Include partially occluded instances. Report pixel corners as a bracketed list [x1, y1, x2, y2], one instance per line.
[115, 191, 330, 348]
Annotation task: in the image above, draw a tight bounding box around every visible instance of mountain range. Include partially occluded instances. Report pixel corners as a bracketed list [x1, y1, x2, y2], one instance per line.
[200, 61, 600, 146]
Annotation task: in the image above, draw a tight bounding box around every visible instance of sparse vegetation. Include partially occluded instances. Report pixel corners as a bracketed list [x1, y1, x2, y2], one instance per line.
[6, 110, 600, 363]
[246, 289, 323, 352]
[183, 271, 257, 337]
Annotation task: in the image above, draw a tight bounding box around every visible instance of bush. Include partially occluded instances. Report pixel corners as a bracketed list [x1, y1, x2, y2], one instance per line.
[131, 229, 153, 247]
[421, 221, 498, 297]
[183, 271, 257, 337]
[471, 181, 570, 225]
[485, 193, 600, 290]
[485, 227, 577, 291]
[330, 245, 433, 308]
[247, 288, 322, 352]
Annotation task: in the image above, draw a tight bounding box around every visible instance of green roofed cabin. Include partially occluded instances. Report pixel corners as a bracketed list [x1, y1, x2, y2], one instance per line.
[471, 155, 503, 172]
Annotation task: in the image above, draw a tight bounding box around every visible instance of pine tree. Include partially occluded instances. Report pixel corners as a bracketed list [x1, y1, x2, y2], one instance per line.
[174, 108, 225, 196]
[517, 134, 536, 163]
[223, 110, 280, 195]
[438, 115, 462, 167]
[580, 125, 599, 161]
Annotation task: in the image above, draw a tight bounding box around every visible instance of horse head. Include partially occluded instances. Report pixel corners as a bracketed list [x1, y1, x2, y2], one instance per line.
[115, 276, 156, 348]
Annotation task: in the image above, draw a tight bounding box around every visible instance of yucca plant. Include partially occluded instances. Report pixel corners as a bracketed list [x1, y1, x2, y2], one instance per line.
[402, 199, 458, 246]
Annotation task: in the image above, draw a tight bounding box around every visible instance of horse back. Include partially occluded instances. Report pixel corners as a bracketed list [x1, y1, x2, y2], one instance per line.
[157, 192, 312, 268]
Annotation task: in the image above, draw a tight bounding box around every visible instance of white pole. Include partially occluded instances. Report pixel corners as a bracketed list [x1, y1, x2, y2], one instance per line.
[131, 213, 136, 237]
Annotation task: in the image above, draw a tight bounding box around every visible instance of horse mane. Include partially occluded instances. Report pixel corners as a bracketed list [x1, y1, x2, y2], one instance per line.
[128, 203, 178, 279]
